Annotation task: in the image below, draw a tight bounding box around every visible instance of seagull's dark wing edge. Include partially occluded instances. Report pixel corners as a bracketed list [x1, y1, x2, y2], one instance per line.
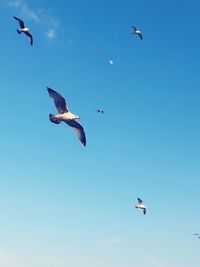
[137, 198, 143, 204]
[47, 87, 68, 114]
[13, 16, 25, 28]
[25, 31, 33, 45]
[131, 26, 137, 31]
[138, 33, 143, 40]
[65, 119, 86, 146]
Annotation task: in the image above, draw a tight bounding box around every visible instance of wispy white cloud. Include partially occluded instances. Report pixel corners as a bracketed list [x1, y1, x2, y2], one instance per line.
[6, 0, 22, 8]
[0, 248, 19, 266]
[94, 237, 121, 247]
[108, 237, 121, 245]
[46, 29, 57, 39]
[1, 0, 60, 40]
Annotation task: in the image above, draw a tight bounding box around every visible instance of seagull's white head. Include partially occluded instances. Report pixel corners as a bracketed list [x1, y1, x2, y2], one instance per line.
[74, 114, 80, 119]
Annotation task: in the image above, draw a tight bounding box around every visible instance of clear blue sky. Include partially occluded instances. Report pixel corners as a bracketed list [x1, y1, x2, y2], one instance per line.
[0, 0, 200, 266]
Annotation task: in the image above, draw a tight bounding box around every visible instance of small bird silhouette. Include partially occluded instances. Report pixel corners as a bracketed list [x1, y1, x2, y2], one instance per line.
[135, 198, 146, 214]
[131, 26, 143, 40]
[96, 109, 104, 114]
[193, 233, 200, 239]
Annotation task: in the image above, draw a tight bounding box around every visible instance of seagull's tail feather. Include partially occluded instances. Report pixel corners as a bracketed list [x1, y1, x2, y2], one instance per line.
[17, 29, 21, 34]
[49, 114, 60, 124]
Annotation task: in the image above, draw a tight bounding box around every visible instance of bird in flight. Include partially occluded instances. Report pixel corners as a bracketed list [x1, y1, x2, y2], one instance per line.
[135, 198, 146, 214]
[13, 16, 33, 45]
[131, 26, 143, 40]
[47, 87, 86, 146]
[193, 233, 200, 239]
[96, 109, 104, 114]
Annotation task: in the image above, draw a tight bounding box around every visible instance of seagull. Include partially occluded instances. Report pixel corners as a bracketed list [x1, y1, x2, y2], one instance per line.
[96, 109, 104, 114]
[131, 26, 143, 40]
[108, 59, 114, 65]
[47, 87, 86, 146]
[135, 198, 146, 214]
[13, 16, 33, 45]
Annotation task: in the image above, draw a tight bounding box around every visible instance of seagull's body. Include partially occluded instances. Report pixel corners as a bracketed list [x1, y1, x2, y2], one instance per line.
[47, 87, 86, 146]
[96, 109, 104, 114]
[132, 26, 143, 40]
[51, 112, 78, 120]
[135, 198, 146, 214]
[13, 16, 33, 45]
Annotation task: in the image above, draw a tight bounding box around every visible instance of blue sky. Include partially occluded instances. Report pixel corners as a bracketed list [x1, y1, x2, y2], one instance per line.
[0, 0, 200, 266]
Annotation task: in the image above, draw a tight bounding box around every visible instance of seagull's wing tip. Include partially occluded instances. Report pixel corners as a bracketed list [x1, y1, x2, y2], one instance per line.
[137, 197, 143, 203]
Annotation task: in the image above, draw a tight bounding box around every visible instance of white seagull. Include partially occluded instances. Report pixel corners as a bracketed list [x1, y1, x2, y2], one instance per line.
[47, 87, 86, 146]
[135, 198, 146, 214]
[13, 16, 33, 45]
[131, 26, 143, 40]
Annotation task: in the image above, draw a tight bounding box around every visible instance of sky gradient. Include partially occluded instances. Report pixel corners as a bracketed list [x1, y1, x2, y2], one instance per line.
[0, 0, 200, 266]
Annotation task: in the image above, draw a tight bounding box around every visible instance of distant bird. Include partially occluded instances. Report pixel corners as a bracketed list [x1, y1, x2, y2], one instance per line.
[47, 87, 86, 146]
[108, 59, 114, 65]
[193, 234, 200, 238]
[13, 16, 33, 45]
[135, 198, 146, 214]
[96, 109, 104, 114]
[131, 26, 143, 40]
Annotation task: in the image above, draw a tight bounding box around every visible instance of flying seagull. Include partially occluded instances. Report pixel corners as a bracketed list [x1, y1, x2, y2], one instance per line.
[47, 87, 86, 146]
[96, 109, 104, 114]
[135, 198, 146, 214]
[13, 16, 33, 45]
[131, 26, 143, 40]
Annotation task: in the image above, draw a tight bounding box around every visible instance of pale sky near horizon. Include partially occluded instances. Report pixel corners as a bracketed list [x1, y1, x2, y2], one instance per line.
[0, 0, 200, 266]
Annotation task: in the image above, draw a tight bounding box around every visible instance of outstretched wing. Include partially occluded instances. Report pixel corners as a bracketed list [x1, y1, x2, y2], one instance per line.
[137, 32, 143, 40]
[65, 120, 86, 146]
[137, 198, 143, 204]
[47, 87, 68, 114]
[13, 16, 25, 28]
[132, 26, 137, 31]
[25, 31, 33, 45]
